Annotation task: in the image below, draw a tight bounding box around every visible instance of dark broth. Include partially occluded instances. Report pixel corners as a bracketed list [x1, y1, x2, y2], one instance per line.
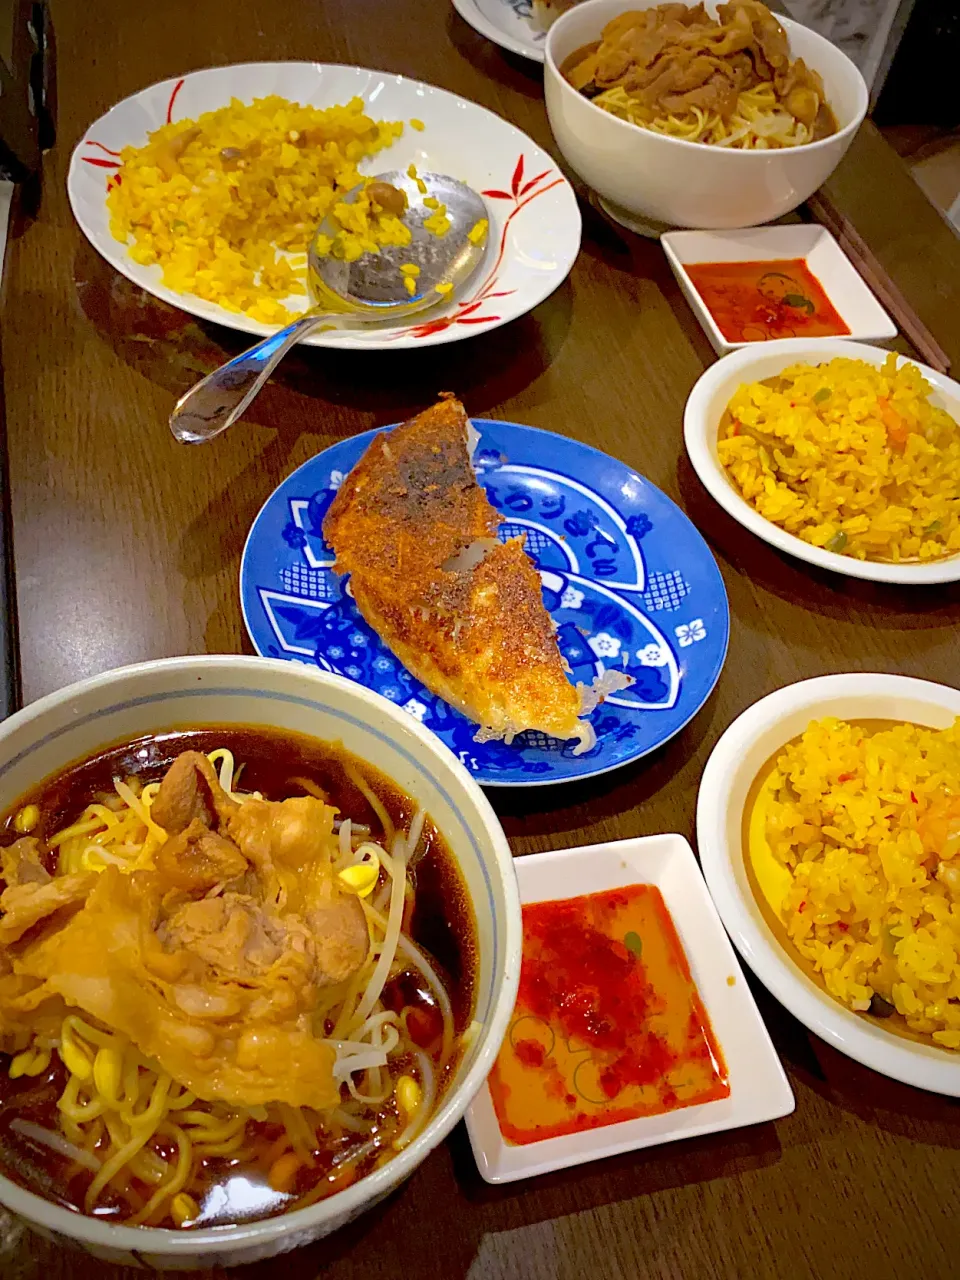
[0, 726, 479, 1226]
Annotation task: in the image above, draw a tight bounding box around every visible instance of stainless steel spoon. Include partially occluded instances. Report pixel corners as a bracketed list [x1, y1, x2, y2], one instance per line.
[169, 171, 488, 444]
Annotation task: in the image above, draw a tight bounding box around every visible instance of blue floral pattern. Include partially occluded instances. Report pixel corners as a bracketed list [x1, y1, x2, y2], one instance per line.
[241, 420, 729, 786]
[627, 514, 653, 540]
[281, 522, 307, 549]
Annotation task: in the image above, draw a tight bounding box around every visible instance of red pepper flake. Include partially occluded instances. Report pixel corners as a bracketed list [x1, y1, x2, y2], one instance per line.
[837, 922, 849, 932]
[488, 885, 730, 1145]
[911, 791, 918, 804]
[798, 901, 806, 913]
[838, 772, 855, 783]
[514, 1039, 546, 1069]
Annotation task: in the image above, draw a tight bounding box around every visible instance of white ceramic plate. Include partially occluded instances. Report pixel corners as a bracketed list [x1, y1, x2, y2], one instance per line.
[67, 63, 580, 350]
[684, 337, 960, 584]
[696, 673, 960, 1097]
[464, 835, 794, 1183]
[661, 226, 896, 356]
[451, 0, 547, 63]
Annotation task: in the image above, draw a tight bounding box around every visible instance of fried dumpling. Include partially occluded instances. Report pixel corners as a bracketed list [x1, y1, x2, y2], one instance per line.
[324, 395, 628, 750]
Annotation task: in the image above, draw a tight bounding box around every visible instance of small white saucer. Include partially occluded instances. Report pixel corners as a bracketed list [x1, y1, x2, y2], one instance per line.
[661, 224, 897, 356]
[451, 0, 547, 63]
[464, 834, 794, 1184]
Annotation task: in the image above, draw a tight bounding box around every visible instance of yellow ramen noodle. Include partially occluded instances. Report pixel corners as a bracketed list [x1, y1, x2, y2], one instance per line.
[594, 82, 814, 148]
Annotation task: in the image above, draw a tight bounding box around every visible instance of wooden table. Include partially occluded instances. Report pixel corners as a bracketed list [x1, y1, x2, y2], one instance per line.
[3, 1, 960, 1276]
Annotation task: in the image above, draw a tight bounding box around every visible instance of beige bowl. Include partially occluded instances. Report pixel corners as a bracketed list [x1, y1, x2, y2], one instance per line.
[0, 657, 521, 1269]
[544, 0, 869, 234]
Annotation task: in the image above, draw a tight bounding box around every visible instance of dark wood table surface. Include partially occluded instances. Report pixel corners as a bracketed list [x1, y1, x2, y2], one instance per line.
[3, 1, 960, 1276]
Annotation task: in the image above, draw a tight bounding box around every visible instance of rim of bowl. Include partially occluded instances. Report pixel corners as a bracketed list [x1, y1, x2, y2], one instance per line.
[544, 1, 869, 157]
[696, 671, 960, 1096]
[0, 655, 522, 1256]
[683, 338, 960, 585]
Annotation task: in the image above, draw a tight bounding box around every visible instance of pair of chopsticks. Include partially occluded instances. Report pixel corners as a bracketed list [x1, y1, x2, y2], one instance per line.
[806, 190, 951, 374]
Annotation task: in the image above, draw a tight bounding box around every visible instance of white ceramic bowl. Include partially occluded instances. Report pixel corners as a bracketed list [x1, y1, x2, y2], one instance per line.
[465, 834, 794, 1184]
[660, 225, 896, 355]
[697, 672, 960, 1097]
[683, 338, 960, 584]
[0, 656, 521, 1269]
[544, 0, 869, 233]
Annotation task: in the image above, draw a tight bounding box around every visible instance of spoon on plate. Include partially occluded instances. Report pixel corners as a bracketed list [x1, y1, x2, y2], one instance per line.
[168, 171, 489, 444]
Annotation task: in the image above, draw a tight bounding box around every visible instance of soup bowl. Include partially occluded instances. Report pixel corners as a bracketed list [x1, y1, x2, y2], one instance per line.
[544, 0, 869, 234]
[0, 655, 522, 1268]
[696, 672, 960, 1097]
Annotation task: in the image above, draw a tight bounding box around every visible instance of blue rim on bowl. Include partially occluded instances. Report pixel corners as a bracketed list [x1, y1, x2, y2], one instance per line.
[0, 656, 522, 1266]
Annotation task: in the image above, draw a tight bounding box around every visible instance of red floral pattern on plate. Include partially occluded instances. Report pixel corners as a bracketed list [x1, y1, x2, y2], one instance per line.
[81, 96, 563, 341]
[82, 78, 184, 176]
[397, 154, 565, 340]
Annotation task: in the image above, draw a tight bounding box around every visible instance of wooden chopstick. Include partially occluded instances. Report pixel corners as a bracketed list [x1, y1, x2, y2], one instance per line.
[0, 412, 22, 722]
[806, 190, 951, 374]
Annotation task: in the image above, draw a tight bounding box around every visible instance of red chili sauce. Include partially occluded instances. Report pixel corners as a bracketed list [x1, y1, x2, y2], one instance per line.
[685, 257, 851, 342]
[488, 884, 729, 1145]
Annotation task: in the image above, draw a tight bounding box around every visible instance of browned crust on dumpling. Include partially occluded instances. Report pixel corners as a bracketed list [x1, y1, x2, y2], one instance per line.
[324, 394, 499, 593]
[324, 397, 585, 743]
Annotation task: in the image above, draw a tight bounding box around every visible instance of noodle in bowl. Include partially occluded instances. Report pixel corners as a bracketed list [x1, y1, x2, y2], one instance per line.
[544, 0, 868, 233]
[0, 657, 521, 1269]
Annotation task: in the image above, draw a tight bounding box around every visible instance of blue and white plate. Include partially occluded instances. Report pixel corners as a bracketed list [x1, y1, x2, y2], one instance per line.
[451, 0, 547, 64]
[240, 421, 729, 787]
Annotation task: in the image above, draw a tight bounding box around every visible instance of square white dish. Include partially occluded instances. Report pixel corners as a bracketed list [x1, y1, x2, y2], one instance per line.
[464, 834, 794, 1184]
[661, 225, 897, 355]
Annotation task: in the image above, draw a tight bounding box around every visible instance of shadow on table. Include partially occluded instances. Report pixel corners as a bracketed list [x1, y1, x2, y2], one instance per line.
[445, 8, 546, 100]
[676, 452, 960, 629]
[781, 1024, 960, 1149]
[490, 682, 724, 849]
[446, 1108, 783, 1219]
[71, 243, 574, 431]
[175, 429, 305, 585]
[576, 198, 718, 369]
[742, 953, 960, 1150]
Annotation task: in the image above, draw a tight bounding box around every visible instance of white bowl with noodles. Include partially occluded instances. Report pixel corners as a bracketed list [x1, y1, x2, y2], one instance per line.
[683, 338, 960, 584]
[544, 0, 869, 234]
[696, 672, 960, 1096]
[0, 656, 521, 1269]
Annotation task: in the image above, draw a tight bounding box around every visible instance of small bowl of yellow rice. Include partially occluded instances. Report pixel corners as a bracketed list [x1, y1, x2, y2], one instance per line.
[697, 672, 960, 1096]
[684, 338, 960, 584]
